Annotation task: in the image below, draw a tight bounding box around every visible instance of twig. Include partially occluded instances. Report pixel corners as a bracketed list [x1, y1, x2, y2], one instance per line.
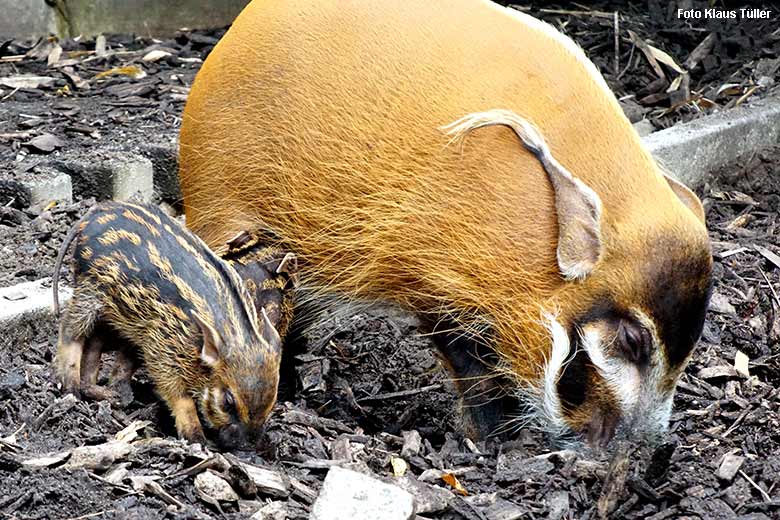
[357, 383, 442, 403]
[613, 11, 620, 76]
[66, 510, 115, 520]
[740, 470, 772, 502]
[1, 87, 20, 102]
[539, 8, 616, 19]
[758, 268, 780, 310]
[617, 42, 636, 80]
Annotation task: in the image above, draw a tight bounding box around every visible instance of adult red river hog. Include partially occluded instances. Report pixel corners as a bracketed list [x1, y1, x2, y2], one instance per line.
[179, 0, 713, 447]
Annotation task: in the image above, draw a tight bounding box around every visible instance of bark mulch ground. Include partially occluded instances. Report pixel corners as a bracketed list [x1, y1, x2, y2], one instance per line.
[1, 2, 779, 519]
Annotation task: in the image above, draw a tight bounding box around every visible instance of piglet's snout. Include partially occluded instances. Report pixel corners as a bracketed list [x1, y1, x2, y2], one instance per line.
[584, 409, 619, 450]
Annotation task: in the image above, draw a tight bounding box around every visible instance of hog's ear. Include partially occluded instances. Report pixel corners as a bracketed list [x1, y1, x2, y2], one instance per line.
[441, 109, 602, 281]
[664, 173, 706, 224]
[260, 308, 282, 348]
[547, 166, 603, 281]
[191, 311, 222, 367]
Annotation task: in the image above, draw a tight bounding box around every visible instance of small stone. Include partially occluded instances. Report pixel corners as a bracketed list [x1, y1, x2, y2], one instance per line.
[717, 454, 744, 482]
[24, 134, 64, 154]
[195, 470, 240, 504]
[418, 466, 476, 483]
[395, 475, 454, 514]
[709, 292, 736, 315]
[331, 435, 352, 461]
[311, 467, 415, 520]
[547, 490, 570, 520]
[250, 501, 287, 520]
[401, 430, 422, 458]
[2, 292, 26, 302]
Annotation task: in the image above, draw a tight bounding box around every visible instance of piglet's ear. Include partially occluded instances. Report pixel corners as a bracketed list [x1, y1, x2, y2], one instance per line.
[442, 109, 603, 280]
[260, 307, 282, 349]
[664, 173, 706, 224]
[191, 311, 222, 367]
[276, 252, 300, 287]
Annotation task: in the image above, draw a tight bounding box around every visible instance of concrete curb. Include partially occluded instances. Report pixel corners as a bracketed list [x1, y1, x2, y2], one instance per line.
[0, 0, 250, 40]
[643, 95, 780, 188]
[0, 279, 71, 343]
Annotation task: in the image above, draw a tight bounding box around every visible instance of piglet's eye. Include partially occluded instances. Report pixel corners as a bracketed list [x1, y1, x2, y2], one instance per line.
[618, 320, 649, 364]
[223, 390, 236, 412]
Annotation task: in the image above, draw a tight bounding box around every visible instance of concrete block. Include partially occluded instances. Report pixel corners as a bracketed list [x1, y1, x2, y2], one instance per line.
[0, 0, 249, 39]
[23, 166, 73, 211]
[311, 467, 416, 520]
[107, 155, 154, 202]
[63, 0, 250, 38]
[0, 279, 70, 339]
[141, 143, 181, 202]
[0, 0, 56, 40]
[54, 150, 154, 203]
[643, 96, 780, 188]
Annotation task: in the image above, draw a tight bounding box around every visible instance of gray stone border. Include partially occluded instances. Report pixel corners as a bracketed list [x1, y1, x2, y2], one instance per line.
[3, 95, 780, 330]
[643, 95, 780, 187]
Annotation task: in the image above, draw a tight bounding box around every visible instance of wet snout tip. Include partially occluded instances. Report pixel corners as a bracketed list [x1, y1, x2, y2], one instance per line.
[584, 410, 619, 450]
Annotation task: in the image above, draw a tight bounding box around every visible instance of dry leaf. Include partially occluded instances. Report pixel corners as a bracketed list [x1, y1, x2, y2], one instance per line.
[390, 456, 408, 477]
[114, 420, 153, 443]
[441, 472, 468, 496]
[47, 44, 62, 67]
[94, 65, 147, 80]
[646, 44, 684, 74]
[142, 50, 172, 62]
[0, 75, 56, 89]
[734, 351, 750, 378]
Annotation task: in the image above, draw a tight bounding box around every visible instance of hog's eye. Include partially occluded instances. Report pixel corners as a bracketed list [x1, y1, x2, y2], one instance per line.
[223, 390, 236, 413]
[618, 320, 650, 364]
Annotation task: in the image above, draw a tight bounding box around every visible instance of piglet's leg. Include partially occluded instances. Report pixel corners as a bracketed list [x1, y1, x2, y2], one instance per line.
[80, 334, 104, 386]
[170, 395, 207, 445]
[109, 345, 140, 406]
[55, 309, 86, 398]
[75, 327, 126, 402]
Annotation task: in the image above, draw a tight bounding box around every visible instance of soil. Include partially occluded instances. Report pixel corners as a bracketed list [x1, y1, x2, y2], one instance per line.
[518, 0, 780, 129]
[1, 3, 780, 520]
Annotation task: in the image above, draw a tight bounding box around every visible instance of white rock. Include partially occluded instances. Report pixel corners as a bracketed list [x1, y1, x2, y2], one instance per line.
[250, 501, 287, 520]
[195, 470, 239, 503]
[311, 467, 415, 520]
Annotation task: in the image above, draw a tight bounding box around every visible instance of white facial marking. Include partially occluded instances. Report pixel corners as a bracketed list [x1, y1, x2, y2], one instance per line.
[537, 313, 572, 435]
[580, 325, 641, 412]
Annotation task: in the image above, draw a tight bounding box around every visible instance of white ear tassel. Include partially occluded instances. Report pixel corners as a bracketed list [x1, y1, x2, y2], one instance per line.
[441, 109, 603, 281]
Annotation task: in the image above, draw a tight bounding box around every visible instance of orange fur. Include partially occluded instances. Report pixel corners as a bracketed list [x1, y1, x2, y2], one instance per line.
[179, 0, 711, 439]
